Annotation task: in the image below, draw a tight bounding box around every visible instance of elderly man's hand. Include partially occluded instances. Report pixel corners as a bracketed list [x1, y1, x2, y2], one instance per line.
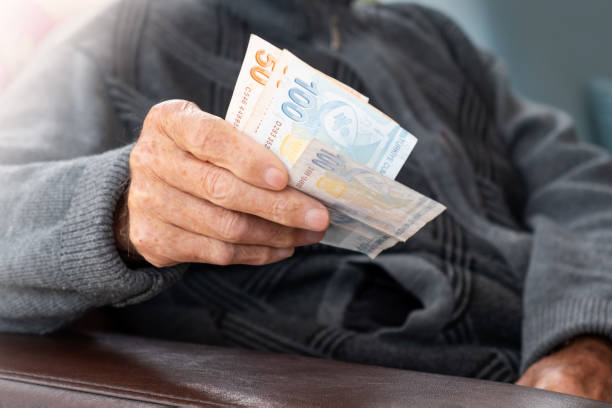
[516, 336, 612, 402]
[113, 99, 329, 267]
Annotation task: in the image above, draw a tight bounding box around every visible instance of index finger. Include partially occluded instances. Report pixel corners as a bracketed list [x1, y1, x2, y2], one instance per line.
[152, 99, 289, 191]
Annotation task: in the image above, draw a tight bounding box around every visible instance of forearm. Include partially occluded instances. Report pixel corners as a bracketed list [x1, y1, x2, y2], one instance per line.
[0, 146, 186, 334]
[489, 59, 612, 369]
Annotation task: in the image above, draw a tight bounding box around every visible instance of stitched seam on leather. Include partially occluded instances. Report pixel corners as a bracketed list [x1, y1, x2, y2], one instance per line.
[0, 369, 236, 407]
[0, 377, 173, 407]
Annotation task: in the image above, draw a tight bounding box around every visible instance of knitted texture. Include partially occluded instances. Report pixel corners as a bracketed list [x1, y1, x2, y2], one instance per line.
[1, 0, 611, 380]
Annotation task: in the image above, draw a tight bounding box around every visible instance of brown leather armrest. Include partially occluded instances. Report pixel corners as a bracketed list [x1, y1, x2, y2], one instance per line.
[0, 331, 608, 407]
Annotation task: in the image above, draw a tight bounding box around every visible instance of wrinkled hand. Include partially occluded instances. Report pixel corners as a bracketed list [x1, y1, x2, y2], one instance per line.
[517, 336, 612, 402]
[114, 99, 329, 267]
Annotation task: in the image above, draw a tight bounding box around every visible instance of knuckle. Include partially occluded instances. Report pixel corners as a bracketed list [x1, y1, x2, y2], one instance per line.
[202, 167, 234, 202]
[129, 220, 151, 253]
[257, 248, 278, 265]
[252, 247, 290, 265]
[149, 100, 174, 116]
[182, 245, 204, 263]
[279, 228, 302, 247]
[143, 102, 163, 127]
[211, 244, 236, 266]
[130, 138, 158, 171]
[175, 99, 199, 113]
[147, 99, 201, 139]
[173, 99, 200, 116]
[218, 211, 249, 242]
[268, 228, 294, 248]
[129, 145, 146, 170]
[128, 179, 155, 211]
[277, 235, 296, 248]
[145, 101, 174, 132]
[270, 197, 299, 221]
[186, 112, 220, 150]
[150, 99, 193, 120]
[236, 246, 266, 265]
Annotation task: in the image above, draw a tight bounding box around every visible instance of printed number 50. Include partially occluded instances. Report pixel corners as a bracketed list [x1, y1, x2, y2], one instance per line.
[250, 49, 276, 86]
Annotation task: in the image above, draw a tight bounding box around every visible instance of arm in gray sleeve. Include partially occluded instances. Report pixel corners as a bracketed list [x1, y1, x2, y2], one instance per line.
[398, 4, 612, 370]
[492, 60, 612, 371]
[0, 12, 185, 334]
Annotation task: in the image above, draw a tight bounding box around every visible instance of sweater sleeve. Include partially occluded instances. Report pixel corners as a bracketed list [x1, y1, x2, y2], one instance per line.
[0, 13, 186, 334]
[393, 3, 612, 371]
[491, 61, 612, 371]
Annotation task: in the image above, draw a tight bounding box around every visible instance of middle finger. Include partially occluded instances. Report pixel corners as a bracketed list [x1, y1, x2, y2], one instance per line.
[150, 134, 330, 231]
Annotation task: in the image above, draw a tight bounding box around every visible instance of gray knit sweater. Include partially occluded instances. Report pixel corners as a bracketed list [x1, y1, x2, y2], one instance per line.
[1, 0, 611, 381]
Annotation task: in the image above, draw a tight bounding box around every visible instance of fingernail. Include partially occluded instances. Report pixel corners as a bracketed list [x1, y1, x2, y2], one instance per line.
[265, 167, 286, 189]
[277, 247, 294, 258]
[305, 208, 329, 230]
[304, 230, 325, 244]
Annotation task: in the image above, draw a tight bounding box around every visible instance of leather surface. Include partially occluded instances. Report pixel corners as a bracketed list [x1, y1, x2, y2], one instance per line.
[0, 378, 161, 408]
[0, 331, 609, 407]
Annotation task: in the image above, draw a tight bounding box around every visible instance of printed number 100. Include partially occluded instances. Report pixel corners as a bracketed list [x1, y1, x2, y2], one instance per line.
[282, 78, 318, 123]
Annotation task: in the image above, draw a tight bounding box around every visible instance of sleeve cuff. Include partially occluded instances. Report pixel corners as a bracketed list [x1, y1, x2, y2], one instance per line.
[60, 143, 187, 307]
[521, 297, 612, 372]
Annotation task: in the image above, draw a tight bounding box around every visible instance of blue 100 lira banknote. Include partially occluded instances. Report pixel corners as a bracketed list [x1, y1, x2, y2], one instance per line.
[252, 51, 417, 180]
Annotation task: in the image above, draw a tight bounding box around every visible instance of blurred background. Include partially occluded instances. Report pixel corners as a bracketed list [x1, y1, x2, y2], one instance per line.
[0, 0, 109, 89]
[386, 0, 612, 151]
[2, 0, 612, 150]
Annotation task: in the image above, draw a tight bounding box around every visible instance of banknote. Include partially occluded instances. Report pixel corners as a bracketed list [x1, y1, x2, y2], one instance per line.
[225, 35, 282, 130]
[226, 35, 367, 131]
[224, 35, 444, 257]
[249, 49, 417, 179]
[322, 208, 399, 258]
[286, 138, 446, 243]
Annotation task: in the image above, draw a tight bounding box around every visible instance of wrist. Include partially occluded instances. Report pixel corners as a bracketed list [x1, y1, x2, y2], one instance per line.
[562, 335, 612, 356]
[113, 188, 130, 253]
[113, 186, 146, 265]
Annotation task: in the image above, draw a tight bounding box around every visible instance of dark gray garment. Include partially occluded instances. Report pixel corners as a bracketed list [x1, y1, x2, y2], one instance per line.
[0, 0, 611, 381]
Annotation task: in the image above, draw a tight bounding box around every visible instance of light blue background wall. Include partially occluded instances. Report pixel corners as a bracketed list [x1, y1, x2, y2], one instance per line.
[382, 0, 612, 143]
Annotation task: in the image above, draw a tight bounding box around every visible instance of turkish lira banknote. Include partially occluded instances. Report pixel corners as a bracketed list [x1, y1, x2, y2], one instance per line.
[225, 35, 445, 257]
[287, 139, 444, 257]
